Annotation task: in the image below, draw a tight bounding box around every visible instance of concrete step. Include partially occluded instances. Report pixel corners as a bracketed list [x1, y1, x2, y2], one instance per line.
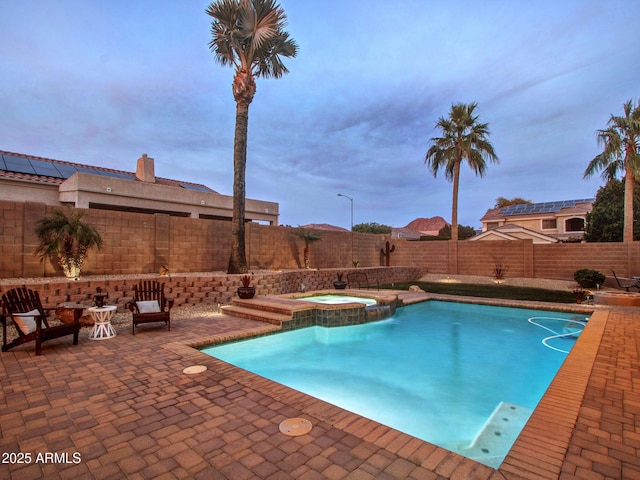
[456, 401, 533, 468]
[232, 297, 302, 316]
[221, 304, 291, 326]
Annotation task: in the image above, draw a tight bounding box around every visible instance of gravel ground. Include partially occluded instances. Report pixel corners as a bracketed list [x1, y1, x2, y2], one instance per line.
[418, 273, 579, 291]
[108, 303, 223, 327]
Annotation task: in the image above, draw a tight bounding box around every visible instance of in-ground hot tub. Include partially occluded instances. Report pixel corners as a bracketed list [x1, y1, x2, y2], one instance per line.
[295, 294, 377, 306]
[288, 291, 398, 326]
[594, 291, 640, 306]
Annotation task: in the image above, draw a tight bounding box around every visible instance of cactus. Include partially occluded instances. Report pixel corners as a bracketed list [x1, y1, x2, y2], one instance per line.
[380, 241, 396, 266]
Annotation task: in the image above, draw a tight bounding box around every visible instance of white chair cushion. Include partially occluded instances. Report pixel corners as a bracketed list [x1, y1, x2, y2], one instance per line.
[13, 309, 40, 334]
[136, 300, 161, 313]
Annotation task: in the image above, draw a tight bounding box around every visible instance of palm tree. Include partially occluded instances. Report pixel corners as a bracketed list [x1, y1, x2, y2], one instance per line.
[424, 102, 499, 241]
[584, 99, 640, 243]
[295, 228, 322, 269]
[206, 0, 298, 273]
[34, 208, 103, 280]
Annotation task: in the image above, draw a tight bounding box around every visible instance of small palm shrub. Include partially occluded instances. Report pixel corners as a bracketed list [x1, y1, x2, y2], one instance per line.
[573, 269, 606, 288]
[34, 208, 103, 280]
[295, 228, 322, 269]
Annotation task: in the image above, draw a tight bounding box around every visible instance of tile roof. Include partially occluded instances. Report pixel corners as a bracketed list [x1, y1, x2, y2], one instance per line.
[0, 149, 216, 193]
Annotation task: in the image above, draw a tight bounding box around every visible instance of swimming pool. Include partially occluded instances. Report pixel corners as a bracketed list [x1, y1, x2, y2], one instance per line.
[201, 300, 587, 467]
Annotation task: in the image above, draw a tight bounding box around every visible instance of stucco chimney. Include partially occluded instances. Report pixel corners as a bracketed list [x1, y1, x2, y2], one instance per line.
[136, 153, 155, 183]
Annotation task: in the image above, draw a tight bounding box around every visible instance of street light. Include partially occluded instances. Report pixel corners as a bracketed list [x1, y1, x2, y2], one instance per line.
[337, 193, 354, 265]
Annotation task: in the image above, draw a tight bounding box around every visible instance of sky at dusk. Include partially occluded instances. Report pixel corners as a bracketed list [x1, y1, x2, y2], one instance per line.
[1, 0, 639, 230]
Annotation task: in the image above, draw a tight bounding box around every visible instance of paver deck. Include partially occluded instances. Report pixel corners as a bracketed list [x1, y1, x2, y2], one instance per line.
[1, 295, 638, 479]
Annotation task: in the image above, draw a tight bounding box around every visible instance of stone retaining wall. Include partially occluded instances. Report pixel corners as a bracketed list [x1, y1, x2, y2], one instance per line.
[0, 267, 423, 312]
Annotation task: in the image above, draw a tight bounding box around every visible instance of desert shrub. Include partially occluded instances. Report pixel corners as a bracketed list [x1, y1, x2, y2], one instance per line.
[573, 269, 606, 288]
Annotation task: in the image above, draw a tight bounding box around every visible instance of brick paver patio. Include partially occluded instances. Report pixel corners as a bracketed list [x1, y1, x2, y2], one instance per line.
[1, 296, 638, 479]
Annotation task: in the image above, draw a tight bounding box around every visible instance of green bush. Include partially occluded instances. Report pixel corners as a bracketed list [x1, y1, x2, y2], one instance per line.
[573, 269, 606, 288]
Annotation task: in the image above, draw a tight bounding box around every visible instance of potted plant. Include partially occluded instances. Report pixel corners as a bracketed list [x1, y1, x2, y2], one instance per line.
[237, 275, 256, 299]
[93, 287, 108, 308]
[333, 272, 347, 289]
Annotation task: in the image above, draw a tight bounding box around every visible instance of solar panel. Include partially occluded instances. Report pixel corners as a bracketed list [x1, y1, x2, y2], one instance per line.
[73, 166, 98, 174]
[30, 159, 65, 178]
[98, 170, 126, 179]
[500, 199, 594, 216]
[179, 183, 212, 193]
[55, 165, 81, 177]
[2, 155, 36, 174]
[114, 172, 135, 180]
[0, 154, 211, 191]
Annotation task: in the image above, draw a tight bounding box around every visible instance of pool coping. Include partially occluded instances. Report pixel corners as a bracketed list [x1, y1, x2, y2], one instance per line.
[181, 292, 602, 478]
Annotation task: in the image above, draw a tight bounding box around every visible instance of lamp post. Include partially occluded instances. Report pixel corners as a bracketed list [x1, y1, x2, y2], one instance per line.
[337, 193, 354, 265]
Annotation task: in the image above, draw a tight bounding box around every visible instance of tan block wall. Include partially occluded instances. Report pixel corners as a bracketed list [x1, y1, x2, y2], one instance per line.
[0, 201, 25, 278]
[456, 240, 530, 277]
[3, 199, 640, 283]
[532, 242, 640, 280]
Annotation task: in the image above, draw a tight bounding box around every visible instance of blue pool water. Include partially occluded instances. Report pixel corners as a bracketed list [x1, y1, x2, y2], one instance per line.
[201, 301, 587, 467]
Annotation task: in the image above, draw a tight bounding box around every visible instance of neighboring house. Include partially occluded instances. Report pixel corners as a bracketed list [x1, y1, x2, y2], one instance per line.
[391, 227, 423, 240]
[478, 199, 593, 242]
[469, 224, 559, 244]
[0, 150, 279, 224]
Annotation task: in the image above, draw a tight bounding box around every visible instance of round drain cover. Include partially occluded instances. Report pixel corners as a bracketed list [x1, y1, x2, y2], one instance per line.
[183, 365, 207, 374]
[279, 418, 312, 436]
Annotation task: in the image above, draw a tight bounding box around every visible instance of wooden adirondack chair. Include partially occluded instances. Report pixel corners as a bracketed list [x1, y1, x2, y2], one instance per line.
[128, 281, 173, 334]
[1, 286, 80, 355]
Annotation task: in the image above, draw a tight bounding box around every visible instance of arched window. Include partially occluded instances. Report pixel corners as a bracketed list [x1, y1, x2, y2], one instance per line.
[565, 217, 585, 232]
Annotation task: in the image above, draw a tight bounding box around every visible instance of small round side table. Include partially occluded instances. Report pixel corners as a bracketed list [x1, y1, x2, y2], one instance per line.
[88, 306, 117, 340]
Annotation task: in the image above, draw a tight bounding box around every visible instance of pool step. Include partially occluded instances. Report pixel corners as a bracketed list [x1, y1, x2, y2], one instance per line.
[458, 401, 533, 468]
[233, 297, 304, 315]
[221, 304, 292, 326]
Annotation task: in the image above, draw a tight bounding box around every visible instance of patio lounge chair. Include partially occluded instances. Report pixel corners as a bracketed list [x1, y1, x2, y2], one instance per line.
[128, 280, 173, 334]
[611, 270, 638, 292]
[1, 286, 80, 355]
[347, 272, 380, 290]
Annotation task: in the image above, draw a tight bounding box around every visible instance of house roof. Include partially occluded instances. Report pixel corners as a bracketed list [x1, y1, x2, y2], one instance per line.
[404, 216, 448, 234]
[469, 224, 559, 243]
[480, 198, 594, 222]
[0, 150, 216, 193]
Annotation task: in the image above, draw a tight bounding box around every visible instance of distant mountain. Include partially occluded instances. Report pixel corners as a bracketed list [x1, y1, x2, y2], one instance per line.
[299, 218, 448, 236]
[300, 223, 350, 232]
[404, 216, 449, 236]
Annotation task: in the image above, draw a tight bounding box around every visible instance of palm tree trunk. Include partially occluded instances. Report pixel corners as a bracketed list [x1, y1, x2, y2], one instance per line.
[228, 100, 250, 273]
[451, 160, 461, 241]
[624, 166, 634, 243]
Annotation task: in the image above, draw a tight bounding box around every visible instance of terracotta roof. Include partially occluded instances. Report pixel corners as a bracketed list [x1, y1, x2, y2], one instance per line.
[0, 149, 216, 193]
[480, 208, 504, 222]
